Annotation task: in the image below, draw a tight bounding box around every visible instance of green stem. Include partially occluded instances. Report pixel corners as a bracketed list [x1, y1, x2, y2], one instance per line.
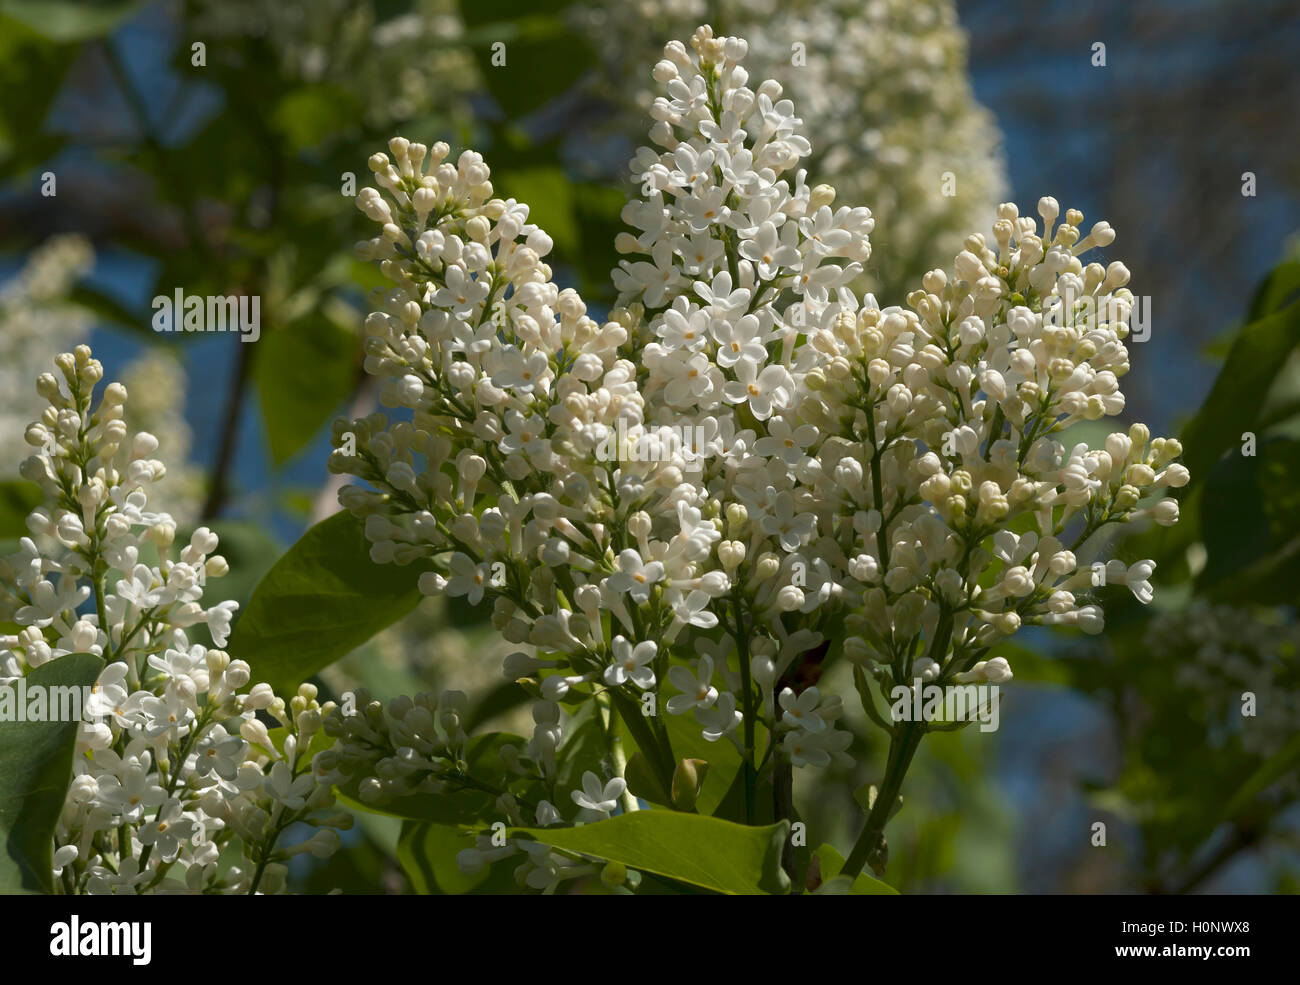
[842, 721, 925, 881]
[246, 813, 292, 896]
[607, 688, 674, 795]
[599, 692, 639, 814]
[731, 593, 757, 825]
[865, 405, 890, 570]
[773, 758, 796, 885]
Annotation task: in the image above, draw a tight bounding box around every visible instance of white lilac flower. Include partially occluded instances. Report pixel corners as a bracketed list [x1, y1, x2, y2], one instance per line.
[328, 24, 1184, 890]
[695, 692, 743, 741]
[667, 655, 718, 714]
[605, 549, 665, 603]
[0, 347, 346, 894]
[444, 552, 492, 605]
[778, 686, 828, 733]
[604, 636, 658, 690]
[571, 771, 628, 817]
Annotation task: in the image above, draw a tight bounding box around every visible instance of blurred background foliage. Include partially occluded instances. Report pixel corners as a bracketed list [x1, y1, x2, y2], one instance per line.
[1, 0, 1298, 893]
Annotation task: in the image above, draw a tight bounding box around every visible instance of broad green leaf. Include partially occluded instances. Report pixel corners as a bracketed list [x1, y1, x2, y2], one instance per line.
[1246, 260, 1300, 322]
[255, 315, 358, 465]
[466, 680, 530, 732]
[497, 167, 577, 257]
[513, 811, 791, 895]
[456, 6, 592, 119]
[197, 519, 282, 610]
[624, 751, 670, 806]
[1182, 299, 1300, 482]
[1198, 436, 1300, 602]
[69, 284, 151, 337]
[0, 0, 142, 42]
[812, 843, 899, 895]
[271, 84, 362, 151]
[228, 511, 428, 695]
[712, 761, 776, 825]
[396, 819, 518, 894]
[0, 19, 73, 173]
[0, 652, 103, 893]
[616, 708, 751, 816]
[0, 480, 41, 539]
[397, 820, 475, 894]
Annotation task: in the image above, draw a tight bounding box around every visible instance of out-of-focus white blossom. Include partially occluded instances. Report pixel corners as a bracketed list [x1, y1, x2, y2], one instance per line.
[0, 236, 94, 468]
[575, 0, 1007, 298]
[190, 0, 478, 132]
[1154, 605, 1300, 782]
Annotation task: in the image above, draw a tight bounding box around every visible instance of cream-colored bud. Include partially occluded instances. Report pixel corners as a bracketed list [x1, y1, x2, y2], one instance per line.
[809, 184, 836, 210]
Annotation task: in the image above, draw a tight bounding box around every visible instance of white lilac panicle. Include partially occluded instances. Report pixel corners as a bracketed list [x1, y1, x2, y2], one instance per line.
[330, 25, 1185, 890]
[0, 347, 346, 894]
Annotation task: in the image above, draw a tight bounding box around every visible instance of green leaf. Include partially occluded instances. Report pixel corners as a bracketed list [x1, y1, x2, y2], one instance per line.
[0, 480, 41, 539]
[466, 679, 531, 732]
[0, 20, 73, 173]
[196, 519, 282, 610]
[396, 819, 519, 894]
[396, 820, 472, 894]
[68, 283, 159, 337]
[623, 751, 670, 805]
[456, 6, 592, 119]
[1198, 436, 1300, 602]
[1246, 260, 1300, 322]
[227, 511, 428, 695]
[1181, 299, 1300, 482]
[497, 167, 577, 257]
[512, 811, 791, 895]
[0, 0, 142, 42]
[0, 652, 103, 893]
[255, 315, 358, 465]
[271, 84, 362, 151]
[812, 843, 900, 895]
[616, 707, 749, 816]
